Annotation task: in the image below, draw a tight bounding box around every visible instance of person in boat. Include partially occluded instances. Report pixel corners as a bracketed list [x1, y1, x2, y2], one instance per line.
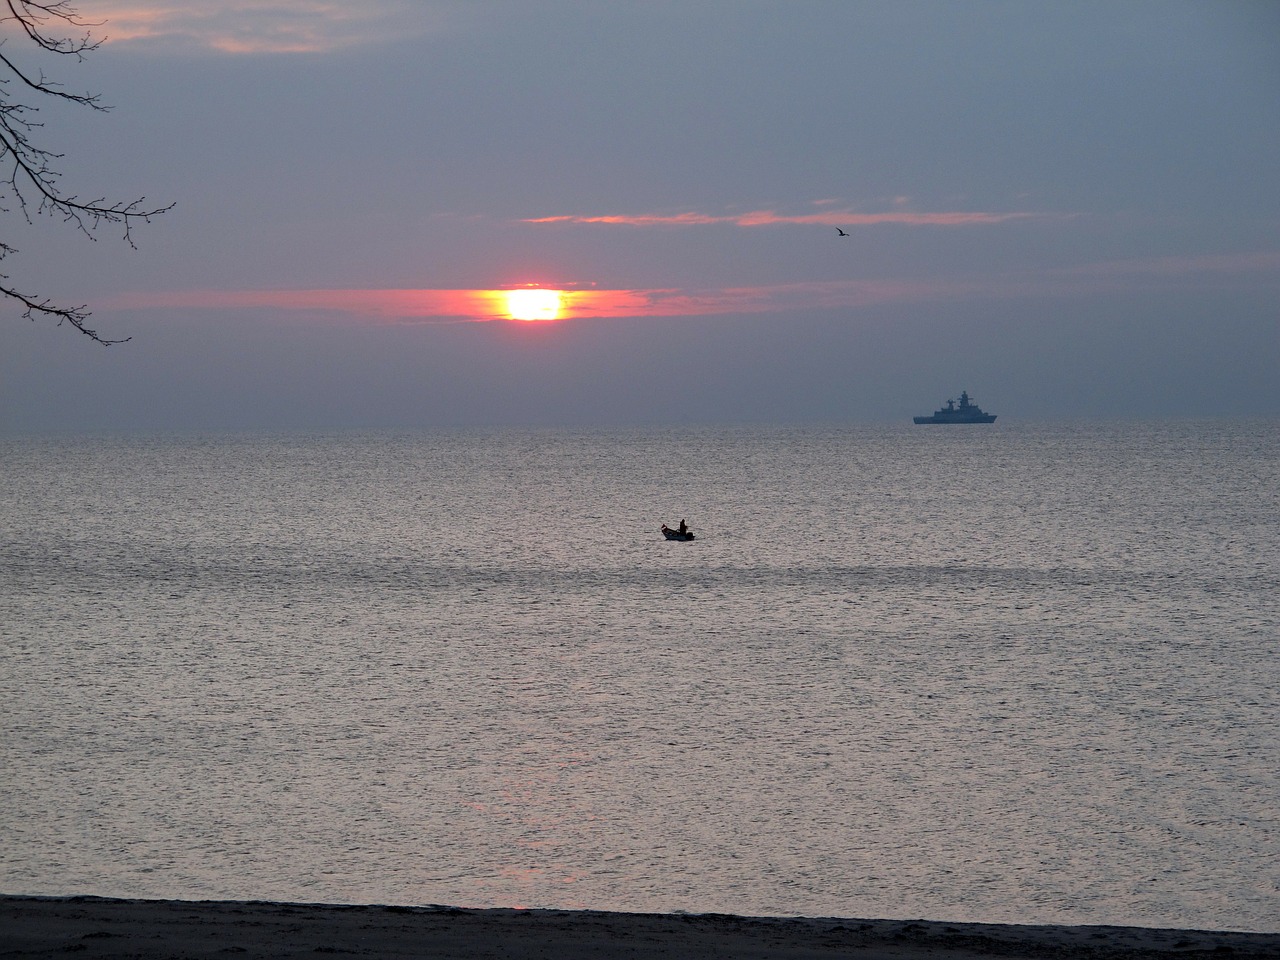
[678, 519, 688, 535]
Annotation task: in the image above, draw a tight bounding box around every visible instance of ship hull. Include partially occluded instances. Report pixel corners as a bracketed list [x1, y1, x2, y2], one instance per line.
[912, 414, 997, 424]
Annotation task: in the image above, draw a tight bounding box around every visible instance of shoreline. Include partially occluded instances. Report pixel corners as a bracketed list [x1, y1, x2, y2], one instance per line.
[3, 895, 1278, 959]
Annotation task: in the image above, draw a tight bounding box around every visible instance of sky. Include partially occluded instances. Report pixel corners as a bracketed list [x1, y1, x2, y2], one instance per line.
[2, 0, 1278, 431]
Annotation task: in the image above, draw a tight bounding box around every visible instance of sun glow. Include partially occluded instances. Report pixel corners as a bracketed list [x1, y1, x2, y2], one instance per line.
[506, 287, 562, 321]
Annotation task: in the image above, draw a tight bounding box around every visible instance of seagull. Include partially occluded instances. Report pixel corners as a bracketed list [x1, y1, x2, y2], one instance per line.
[836, 228, 849, 237]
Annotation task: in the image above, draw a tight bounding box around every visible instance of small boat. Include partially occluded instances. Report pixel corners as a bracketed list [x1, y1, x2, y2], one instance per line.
[913, 390, 997, 424]
[661, 523, 695, 541]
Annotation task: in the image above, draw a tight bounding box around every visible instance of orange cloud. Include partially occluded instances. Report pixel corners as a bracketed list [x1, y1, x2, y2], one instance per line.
[106, 288, 511, 319]
[99, 279, 1025, 323]
[103, 252, 1280, 323]
[523, 208, 1048, 228]
[94, 1, 436, 54]
[107, 283, 944, 322]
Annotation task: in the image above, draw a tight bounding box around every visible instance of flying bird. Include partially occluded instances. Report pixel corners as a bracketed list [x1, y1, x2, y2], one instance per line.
[836, 228, 849, 237]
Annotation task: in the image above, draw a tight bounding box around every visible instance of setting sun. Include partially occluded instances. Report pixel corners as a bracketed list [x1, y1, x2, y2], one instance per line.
[506, 287, 562, 321]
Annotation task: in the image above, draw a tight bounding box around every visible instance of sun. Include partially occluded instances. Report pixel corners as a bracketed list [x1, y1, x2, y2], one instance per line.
[506, 287, 562, 321]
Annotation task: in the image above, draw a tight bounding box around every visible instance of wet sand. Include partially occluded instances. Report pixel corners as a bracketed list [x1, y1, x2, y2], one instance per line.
[2, 896, 1277, 959]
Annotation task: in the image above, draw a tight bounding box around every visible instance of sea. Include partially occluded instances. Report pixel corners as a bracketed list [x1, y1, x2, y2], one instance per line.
[2, 420, 1277, 932]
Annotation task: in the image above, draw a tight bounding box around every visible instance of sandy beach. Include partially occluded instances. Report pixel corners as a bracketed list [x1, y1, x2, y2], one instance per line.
[2, 896, 1277, 960]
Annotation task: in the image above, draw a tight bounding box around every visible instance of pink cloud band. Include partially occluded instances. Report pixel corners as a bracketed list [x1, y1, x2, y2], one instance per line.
[102, 251, 1280, 323]
[522, 209, 1046, 227]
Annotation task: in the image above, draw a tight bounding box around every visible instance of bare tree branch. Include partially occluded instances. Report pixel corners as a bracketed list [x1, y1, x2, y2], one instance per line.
[3, 1, 102, 54]
[1, 0, 172, 344]
[0, 240, 126, 342]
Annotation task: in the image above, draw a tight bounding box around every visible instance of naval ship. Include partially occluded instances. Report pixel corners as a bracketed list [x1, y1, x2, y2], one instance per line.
[913, 391, 997, 424]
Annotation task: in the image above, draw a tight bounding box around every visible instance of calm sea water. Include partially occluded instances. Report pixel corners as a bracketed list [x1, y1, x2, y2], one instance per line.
[2, 421, 1277, 931]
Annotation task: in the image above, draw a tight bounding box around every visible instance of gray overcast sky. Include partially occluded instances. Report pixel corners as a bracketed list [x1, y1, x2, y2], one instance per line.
[3, 0, 1278, 431]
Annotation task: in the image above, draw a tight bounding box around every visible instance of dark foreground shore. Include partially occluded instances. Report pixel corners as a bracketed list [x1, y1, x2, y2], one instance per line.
[2, 896, 1277, 960]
